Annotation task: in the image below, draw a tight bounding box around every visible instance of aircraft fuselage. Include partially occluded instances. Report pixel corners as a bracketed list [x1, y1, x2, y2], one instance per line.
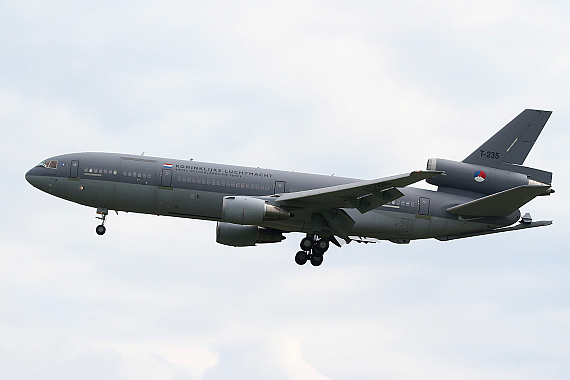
[25, 152, 519, 243]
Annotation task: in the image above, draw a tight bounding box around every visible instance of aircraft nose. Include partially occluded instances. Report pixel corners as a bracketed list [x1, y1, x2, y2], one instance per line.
[25, 167, 43, 188]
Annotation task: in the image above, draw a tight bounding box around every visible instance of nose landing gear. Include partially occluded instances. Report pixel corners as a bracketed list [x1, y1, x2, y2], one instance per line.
[296, 234, 330, 266]
[95, 207, 108, 235]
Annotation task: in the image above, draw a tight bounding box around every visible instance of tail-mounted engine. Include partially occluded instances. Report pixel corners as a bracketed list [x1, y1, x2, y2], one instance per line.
[426, 158, 552, 195]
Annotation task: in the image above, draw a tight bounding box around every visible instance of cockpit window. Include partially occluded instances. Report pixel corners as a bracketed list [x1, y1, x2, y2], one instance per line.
[36, 160, 58, 169]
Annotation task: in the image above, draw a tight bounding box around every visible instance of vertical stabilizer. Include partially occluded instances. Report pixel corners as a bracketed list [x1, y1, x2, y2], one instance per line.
[463, 109, 551, 167]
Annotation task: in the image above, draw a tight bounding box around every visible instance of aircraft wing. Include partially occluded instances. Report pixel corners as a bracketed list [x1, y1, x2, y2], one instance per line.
[446, 185, 550, 217]
[276, 170, 442, 213]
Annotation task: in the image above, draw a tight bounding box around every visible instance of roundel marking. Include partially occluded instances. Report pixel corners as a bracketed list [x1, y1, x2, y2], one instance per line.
[474, 170, 486, 183]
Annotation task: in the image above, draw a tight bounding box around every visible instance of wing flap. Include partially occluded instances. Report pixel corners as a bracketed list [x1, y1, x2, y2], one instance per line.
[446, 185, 550, 217]
[276, 171, 442, 212]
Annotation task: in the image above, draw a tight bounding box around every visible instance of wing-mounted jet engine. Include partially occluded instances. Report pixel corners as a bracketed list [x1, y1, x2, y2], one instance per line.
[216, 222, 286, 247]
[221, 196, 292, 225]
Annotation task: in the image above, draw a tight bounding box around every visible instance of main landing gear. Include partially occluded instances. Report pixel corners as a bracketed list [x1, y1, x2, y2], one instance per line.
[95, 207, 108, 235]
[295, 234, 330, 266]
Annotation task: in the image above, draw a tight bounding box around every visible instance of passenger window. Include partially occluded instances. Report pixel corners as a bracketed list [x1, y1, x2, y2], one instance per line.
[123, 171, 127, 176]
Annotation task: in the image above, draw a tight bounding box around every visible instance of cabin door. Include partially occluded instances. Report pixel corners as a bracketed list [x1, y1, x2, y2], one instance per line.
[274, 181, 286, 194]
[161, 169, 172, 187]
[70, 160, 79, 178]
[419, 197, 430, 215]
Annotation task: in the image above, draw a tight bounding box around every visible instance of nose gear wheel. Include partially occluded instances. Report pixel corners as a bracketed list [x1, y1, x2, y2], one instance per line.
[95, 207, 108, 235]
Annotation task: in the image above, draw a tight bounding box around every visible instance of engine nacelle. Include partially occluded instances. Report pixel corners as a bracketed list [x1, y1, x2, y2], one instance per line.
[426, 158, 533, 194]
[216, 222, 286, 247]
[221, 196, 291, 225]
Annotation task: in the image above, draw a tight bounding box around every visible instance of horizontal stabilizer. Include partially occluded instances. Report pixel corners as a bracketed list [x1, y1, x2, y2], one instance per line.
[446, 185, 550, 217]
[498, 162, 552, 184]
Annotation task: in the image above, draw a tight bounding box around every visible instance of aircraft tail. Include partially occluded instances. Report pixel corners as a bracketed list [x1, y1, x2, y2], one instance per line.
[426, 109, 554, 195]
[461, 109, 552, 184]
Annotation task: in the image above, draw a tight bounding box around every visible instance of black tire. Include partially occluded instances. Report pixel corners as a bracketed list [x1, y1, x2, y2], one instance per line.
[310, 254, 323, 266]
[295, 251, 308, 265]
[300, 237, 313, 251]
[96, 225, 106, 235]
[314, 239, 329, 254]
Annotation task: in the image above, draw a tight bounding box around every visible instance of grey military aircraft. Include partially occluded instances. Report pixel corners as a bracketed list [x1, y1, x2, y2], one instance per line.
[26, 109, 554, 266]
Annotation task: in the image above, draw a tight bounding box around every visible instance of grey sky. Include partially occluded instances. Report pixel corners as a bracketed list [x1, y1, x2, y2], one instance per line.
[1, 1, 569, 379]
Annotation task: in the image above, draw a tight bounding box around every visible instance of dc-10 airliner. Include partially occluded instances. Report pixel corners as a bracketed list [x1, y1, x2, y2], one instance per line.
[26, 109, 554, 266]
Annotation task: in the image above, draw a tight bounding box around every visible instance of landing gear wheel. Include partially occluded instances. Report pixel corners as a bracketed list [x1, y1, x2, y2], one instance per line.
[295, 251, 308, 265]
[310, 254, 323, 266]
[300, 237, 314, 251]
[314, 239, 329, 255]
[96, 225, 106, 235]
[95, 207, 109, 236]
